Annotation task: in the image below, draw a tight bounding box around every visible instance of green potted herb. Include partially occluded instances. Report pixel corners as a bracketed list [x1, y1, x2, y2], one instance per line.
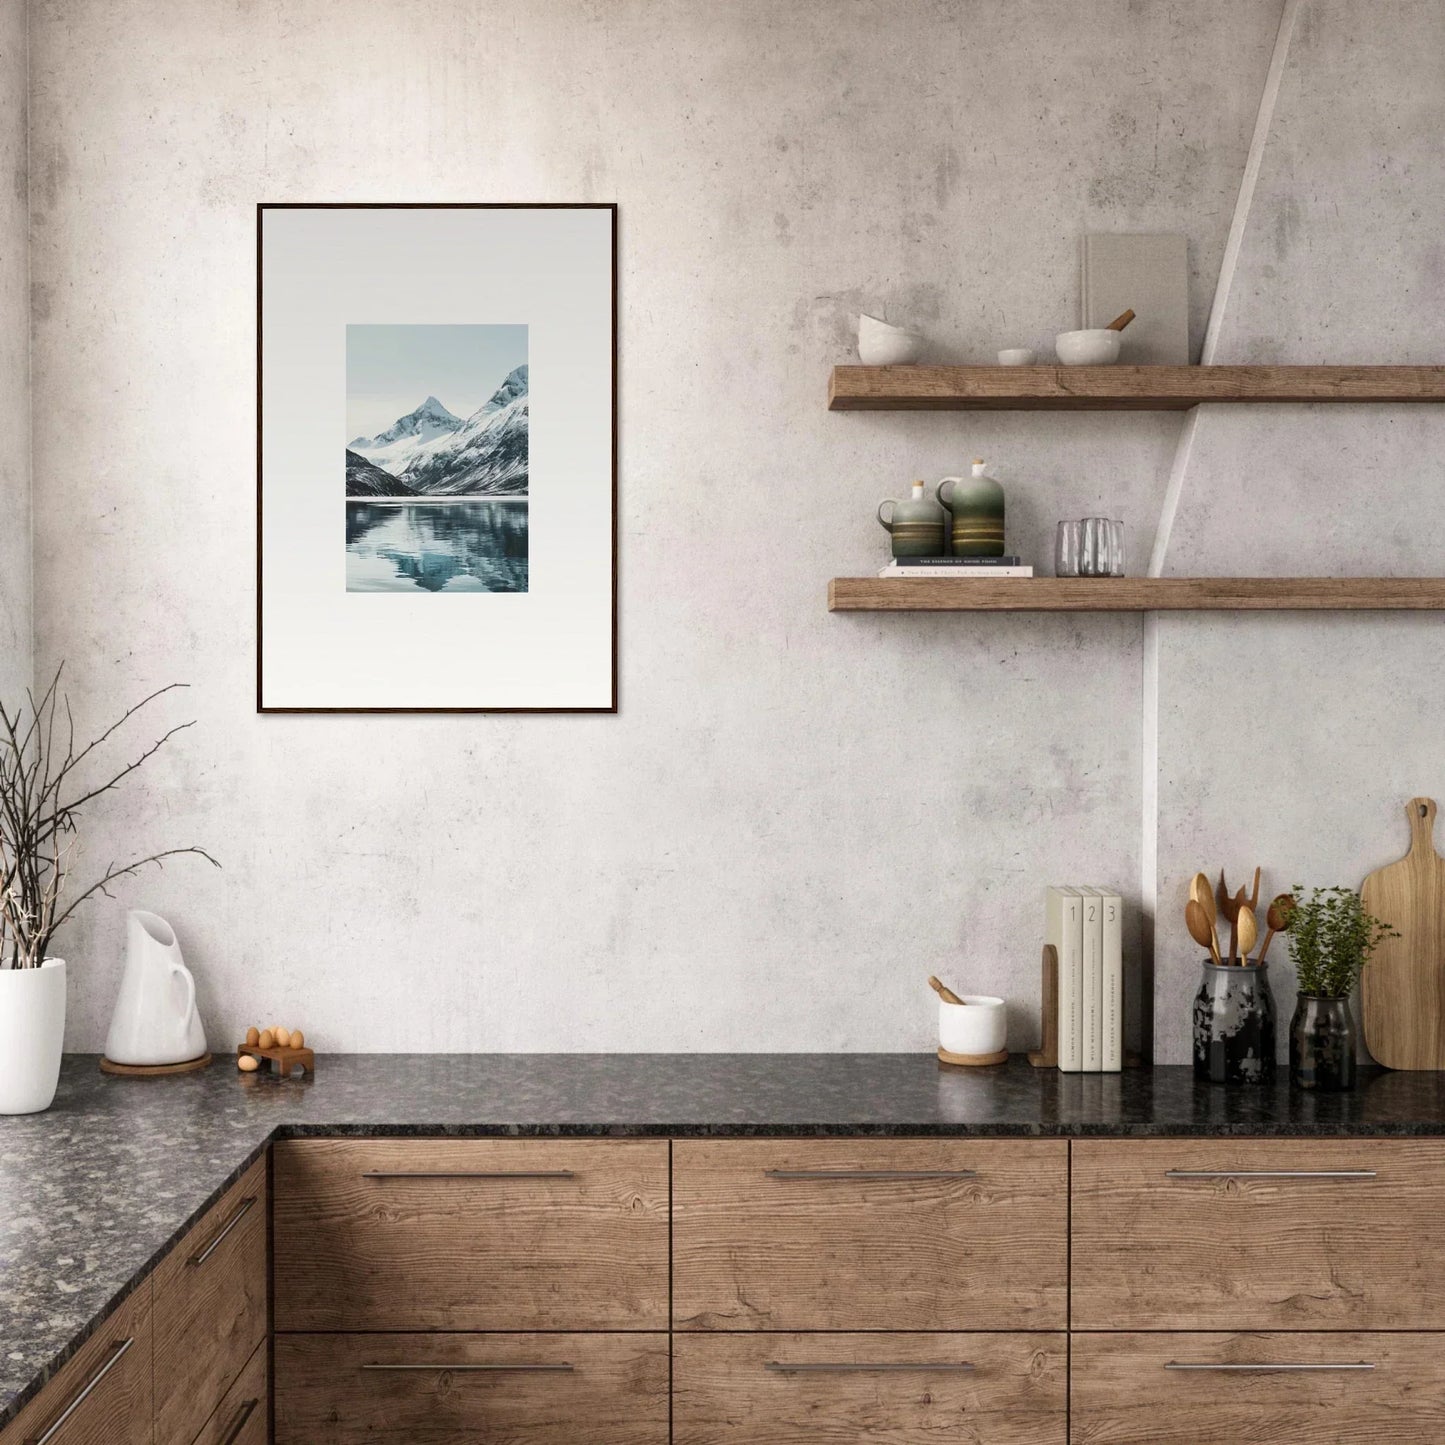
[1285, 886, 1398, 1091]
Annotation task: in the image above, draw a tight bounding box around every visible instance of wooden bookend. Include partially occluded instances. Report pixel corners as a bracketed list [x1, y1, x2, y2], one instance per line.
[1027, 944, 1058, 1068]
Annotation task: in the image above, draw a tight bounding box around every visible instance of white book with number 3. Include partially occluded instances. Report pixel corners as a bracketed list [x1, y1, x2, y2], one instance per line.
[1100, 889, 1123, 1071]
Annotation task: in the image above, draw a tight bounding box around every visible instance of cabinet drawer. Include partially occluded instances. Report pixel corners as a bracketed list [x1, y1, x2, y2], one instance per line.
[273, 1138, 668, 1330]
[1071, 1332, 1445, 1443]
[153, 1153, 268, 1445]
[674, 1332, 1067, 1444]
[191, 1337, 266, 1445]
[274, 1332, 668, 1444]
[1072, 1139, 1445, 1328]
[673, 1139, 1067, 1329]
[0, 1282, 152, 1445]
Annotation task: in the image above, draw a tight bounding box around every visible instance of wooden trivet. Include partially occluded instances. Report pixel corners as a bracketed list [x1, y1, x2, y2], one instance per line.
[100, 1053, 212, 1077]
[237, 1043, 315, 1076]
[937, 1046, 1010, 1068]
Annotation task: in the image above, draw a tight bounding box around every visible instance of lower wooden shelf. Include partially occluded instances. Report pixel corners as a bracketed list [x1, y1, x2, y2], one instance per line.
[828, 577, 1445, 612]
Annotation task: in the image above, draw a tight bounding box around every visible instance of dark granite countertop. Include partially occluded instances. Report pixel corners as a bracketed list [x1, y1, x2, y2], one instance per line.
[5, 1051, 1445, 1425]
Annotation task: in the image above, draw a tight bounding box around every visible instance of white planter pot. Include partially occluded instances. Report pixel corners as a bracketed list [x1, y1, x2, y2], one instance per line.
[0, 958, 66, 1114]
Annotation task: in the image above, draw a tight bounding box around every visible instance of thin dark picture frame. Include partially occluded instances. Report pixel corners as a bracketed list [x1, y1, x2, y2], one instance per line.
[256, 202, 619, 714]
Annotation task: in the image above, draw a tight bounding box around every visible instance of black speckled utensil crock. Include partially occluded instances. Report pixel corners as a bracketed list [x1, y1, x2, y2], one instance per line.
[1193, 959, 1277, 1086]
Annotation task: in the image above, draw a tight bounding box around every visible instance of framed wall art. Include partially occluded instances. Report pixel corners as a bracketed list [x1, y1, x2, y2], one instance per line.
[257, 203, 617, 712]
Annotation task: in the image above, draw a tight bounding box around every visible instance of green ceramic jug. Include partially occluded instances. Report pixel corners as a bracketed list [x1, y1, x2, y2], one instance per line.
[935, 459, 1005, 557]
[877, 481, 946, 558]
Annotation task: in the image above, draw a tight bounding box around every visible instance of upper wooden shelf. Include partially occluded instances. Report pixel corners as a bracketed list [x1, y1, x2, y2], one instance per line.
[828, 577, 1445, 612]
[827, 364, 1445, 411]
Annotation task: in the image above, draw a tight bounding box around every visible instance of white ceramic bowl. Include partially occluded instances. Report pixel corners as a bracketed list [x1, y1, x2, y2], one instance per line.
[938, 995, 1007, 1056]
[997, 348, 1036, 366]
[858, 313, 926, 365]
[1055, 329, 1121, 366]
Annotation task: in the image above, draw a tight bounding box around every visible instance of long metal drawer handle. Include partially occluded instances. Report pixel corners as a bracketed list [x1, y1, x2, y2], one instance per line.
[217, 1396, 260, 1445]
[763, 1169, 978, 1181]
[766, 1361, 975, 1374]
[360, 1362, 575, 1373]
[360, 1170, 577, 1180]
[1164, 1170, 1377, 1181]
[1166, 1361, 1375, 1372]
[189, 1196, 257, 1267]
[25, 1338, 134, 1445]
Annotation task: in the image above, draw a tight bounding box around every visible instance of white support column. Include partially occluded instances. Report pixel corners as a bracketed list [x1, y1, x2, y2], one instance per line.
[1138, 0, 1301, 1059]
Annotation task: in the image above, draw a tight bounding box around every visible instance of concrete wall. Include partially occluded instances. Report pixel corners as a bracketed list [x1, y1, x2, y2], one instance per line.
[23, 0, 1430, 1059]
[1150, 0, 1445, 1060]
[0, 0, 28, 706]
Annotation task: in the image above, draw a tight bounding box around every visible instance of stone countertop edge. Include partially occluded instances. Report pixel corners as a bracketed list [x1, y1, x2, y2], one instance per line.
[0, 1138, 272, 1430]
[5, 1052, 1445, 1428]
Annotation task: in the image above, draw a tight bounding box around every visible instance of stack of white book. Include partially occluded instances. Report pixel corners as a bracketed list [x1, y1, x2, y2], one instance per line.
[1045, 886, 1123, 1072]
[879, 557, 1034, 578]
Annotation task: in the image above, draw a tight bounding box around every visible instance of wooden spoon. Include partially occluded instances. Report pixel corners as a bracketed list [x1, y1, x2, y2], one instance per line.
[929, 975, 965, 1006]
[1106, 308, 1136, 332]
[1249, 866, 1261, 910]
[1188, 874, 1218, 951]
[1186, 899, 1223, 965]
[1236, 904, 1259, 964]
[1257, 893, 1296, 964]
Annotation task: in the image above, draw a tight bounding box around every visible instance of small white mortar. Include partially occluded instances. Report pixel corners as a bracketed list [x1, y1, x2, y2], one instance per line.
[938, 995, 1007, 1056]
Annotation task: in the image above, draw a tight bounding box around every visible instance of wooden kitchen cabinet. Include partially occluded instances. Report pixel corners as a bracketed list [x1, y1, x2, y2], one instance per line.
[273, 1332, 669, 1444]
[1070, 1331, 1445, 1443]
[1071, 1138, 1445, 1329]
[189, 1339, 266, 1445]
[672, 1139, 1068, 1329]
[0, 1282, 153, 1445]
[673, 1332, 1067, 1444]
[273, 1138, 669, 1331]
[152, 1155, 268, 1445]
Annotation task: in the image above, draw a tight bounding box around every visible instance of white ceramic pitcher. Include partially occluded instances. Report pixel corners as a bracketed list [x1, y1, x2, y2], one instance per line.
[104, 911, 207, 1066]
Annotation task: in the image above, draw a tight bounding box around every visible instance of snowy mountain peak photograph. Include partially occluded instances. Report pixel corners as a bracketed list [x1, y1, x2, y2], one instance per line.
[344, 324, 528, 593]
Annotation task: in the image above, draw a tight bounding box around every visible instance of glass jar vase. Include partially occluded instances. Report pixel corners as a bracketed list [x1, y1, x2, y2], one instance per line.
[1289, 994, 1358, 1091]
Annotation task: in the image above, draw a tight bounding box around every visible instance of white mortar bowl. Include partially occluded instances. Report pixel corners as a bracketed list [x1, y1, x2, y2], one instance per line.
[997, 347, 1036, 366]
[1055, 329, 1121, 365]
[938, 995, 1007, 1056]
[858, 314, 926, 365]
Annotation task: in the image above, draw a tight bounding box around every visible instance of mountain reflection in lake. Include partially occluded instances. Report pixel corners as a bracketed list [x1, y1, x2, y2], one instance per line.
[345, 501, 528, 593]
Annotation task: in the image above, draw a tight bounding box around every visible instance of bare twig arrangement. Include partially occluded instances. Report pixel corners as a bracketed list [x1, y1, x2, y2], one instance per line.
[0, 665, 219, 969]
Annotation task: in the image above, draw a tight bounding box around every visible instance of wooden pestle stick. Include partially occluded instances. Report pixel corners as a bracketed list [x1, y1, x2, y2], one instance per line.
[928, 975, 965, 1005]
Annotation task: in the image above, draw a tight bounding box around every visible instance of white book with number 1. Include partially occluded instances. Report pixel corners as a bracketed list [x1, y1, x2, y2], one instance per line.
[1046, 886, 1084, 1072]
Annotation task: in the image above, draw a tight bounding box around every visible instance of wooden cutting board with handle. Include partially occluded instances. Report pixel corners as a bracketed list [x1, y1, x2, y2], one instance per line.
[1361, 797, 1445, 1069]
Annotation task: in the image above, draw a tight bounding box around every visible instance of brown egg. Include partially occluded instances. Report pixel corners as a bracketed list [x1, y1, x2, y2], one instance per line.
[245, 1026, 260, 1047]
[273, 1026, 292, 1048]
[289, 1029, 305, 1049]
[237, 1054, 260, 1072]
[257, 1028, 275, 1050]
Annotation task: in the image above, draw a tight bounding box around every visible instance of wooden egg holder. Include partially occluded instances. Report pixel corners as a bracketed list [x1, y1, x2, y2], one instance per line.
[237, 1043, 315, 1076]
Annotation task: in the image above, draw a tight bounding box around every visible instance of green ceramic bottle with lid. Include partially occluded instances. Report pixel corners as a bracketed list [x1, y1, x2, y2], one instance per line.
[877, 480, 946, 558]
[935, 459, 1006, 557]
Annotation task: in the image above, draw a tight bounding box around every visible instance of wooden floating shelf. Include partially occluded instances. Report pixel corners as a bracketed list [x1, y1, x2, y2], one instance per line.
[828, 578, 1445, 612]
[827, 364, 1445, 411]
